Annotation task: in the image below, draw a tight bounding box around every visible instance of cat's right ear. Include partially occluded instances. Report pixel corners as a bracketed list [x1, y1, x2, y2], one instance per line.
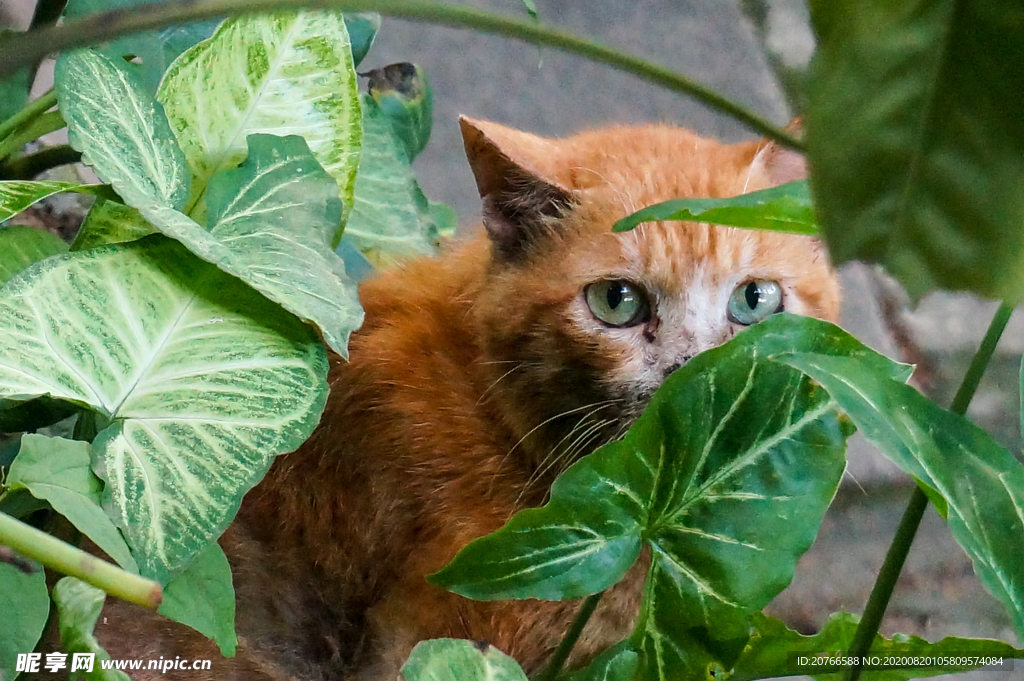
[460, 116, 576, 261]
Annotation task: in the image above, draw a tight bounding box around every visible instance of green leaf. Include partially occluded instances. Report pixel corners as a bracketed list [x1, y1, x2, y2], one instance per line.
[343, 95, 449, 266]
[0, 559, 49, 681]
[157, 10, 362, 229]
[430, 436, 646, 600]
[612, 180, 816, 235]
[159, 540, 237, 657]
[0, 236, 328, 582]
[805, 1, 1024, 302]
[0, 223, 68, 285]
[55, 49, 190, 212]
[0, 180, 112, 225]
[520, 0, 539, 21]
[777, 351, 1024, 639]
[345, 12, 380, 67]
[53, 577, 132, 681]
[727, 612, 1022, 681]
[135, 134, 362, 357]
[72, 199, 155, 252]
[7, 434, 138, 573]
[63, 0, 220, 95]
[434, 315, 911, 677]
[400, 639, 528, 681]
[366, 62, 433, 162]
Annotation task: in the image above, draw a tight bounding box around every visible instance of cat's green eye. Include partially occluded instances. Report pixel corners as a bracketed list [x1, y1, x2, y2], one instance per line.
[585, 280, 650, 327]
[727, 279, 784, 325]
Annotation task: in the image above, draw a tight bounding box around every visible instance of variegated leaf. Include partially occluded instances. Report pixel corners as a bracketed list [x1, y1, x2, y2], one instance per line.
[54, 50, 190, 212]
[0, 236, 328, 582]
[136, 135, 361, 357]
[158, 10, 362, 231]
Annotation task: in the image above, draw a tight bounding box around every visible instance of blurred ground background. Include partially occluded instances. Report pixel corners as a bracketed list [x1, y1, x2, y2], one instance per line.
[1, 0, 1022, 679]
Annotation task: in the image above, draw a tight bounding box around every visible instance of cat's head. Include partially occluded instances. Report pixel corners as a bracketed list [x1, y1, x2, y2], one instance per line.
[461, 117, 839, 480]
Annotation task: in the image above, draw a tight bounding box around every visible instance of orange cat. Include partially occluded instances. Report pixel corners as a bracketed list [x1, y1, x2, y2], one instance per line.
[92, 118, 839, 680]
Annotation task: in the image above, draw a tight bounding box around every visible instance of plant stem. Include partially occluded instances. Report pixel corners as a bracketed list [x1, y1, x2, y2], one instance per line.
[0, 1, 800, 150]
[0, 89, 57, 143]
[0, 145, 82, 179]
[535, 592, 604, 681]
[0, 511, 162, 609]
[843, 302, 1014, 681]
[0, 110, 67, 161]
[30, 0, 69, 30]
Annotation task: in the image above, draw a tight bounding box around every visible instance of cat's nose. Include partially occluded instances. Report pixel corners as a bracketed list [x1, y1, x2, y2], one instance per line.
[663, 357, 693, 378]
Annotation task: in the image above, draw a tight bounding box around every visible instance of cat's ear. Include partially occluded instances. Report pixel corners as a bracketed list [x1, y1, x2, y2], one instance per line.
[460, 116, 576, 260]
[751, 118, 806, 186]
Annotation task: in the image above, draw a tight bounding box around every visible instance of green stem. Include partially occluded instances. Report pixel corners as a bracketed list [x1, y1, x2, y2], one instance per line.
[0, 144, 82, 180]
[0, 110, 67, 161]
[0, 1, 800, 150]
[843, 302, 1014, 681]
[0, 511, 162, 609]
[0, 89, 57, 143]
[535, 592, 604, 681]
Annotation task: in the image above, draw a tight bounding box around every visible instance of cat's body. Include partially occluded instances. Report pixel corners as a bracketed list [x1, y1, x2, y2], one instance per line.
[91, 119, 839, 680]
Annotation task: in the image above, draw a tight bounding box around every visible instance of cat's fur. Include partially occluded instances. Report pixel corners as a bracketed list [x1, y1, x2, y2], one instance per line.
[90, 118, 839, 680]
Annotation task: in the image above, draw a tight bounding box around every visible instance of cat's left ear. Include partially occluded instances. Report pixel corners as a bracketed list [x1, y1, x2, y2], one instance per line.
[460, 116, 577, 261]
[751, 119, 806, 186]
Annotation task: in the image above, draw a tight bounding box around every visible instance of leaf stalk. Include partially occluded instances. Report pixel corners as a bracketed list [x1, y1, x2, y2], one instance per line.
[0, 89, 57, 144]
[0, 511, 162, 609]
[0, 1, 800, 150]
[535, 592, 604, 681]
[0, 110, 67, 161]
[843, 302, 1014, 681]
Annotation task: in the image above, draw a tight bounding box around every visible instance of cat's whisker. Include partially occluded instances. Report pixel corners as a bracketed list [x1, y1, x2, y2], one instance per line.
[476, 362, 525, 406]
[516, 411, 618, 506]
[518, 406, 609, 495]
[504, 399, 621, 458]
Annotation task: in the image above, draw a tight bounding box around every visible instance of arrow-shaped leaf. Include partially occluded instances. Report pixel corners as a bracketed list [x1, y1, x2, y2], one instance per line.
[158, 10, 362, 229]
[0, 236, 328, 582]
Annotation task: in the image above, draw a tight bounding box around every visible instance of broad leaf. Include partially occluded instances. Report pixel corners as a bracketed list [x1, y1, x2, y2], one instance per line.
[0, 223, 68, 285]
[0, 180, 112, 224]
[72, 199, 155, 251]
[613, 180, 815, 235]
[434, 315, 912, 678]
[401, 639, 528, 681]
[806, 1, 1024, 302]
[136, 134, 362, 357]
[53, 577, 132, 681]
[159, 541, 236, 656]
[157, 10, 362, 229]
[342, 95, 450, 266]
[778, 351, 1024, 639]
[0, 559, 49, 681]
[0, 236, 328, 582]
[726, 612, 1021, 681]
[64, 0, 220, 94]
[7, 434, 138, 573]
[431, 436, 646, 600]
[55, 49, 190, 211]
[366, 62, 433, 162]
[345, 12, 380, 67]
